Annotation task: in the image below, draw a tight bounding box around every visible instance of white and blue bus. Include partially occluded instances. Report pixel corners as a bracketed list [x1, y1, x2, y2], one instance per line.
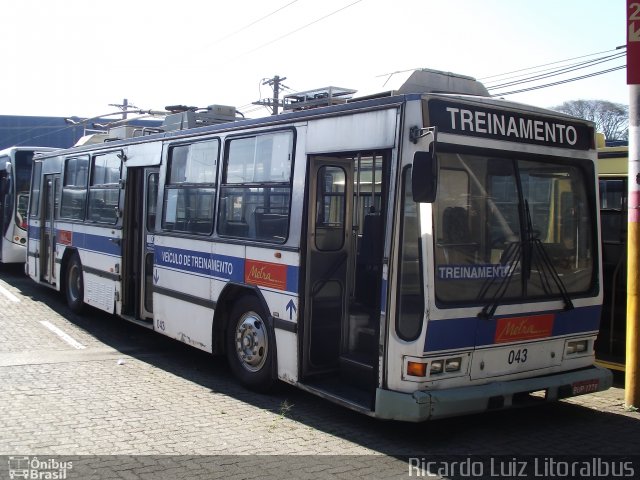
[26, 70, 612, 421]
[0, 146, 56, 263]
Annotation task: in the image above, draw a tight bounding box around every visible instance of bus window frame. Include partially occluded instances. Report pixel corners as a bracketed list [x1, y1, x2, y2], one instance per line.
[217, 128, 296, 244]
[160, 138, 220, 237]
[87, 151, 123, 225]
[59, 154, 90, 222]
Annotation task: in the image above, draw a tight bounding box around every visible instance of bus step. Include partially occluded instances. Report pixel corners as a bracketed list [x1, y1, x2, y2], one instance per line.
[119, 315, 154, 330]
[339, 355, 375, 388]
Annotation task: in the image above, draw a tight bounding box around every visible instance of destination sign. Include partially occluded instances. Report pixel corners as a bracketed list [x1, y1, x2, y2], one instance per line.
[427, 99, 592, 150]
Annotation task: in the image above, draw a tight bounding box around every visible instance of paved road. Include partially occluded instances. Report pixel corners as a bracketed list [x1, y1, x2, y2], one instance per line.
[0, 264, 638, 478]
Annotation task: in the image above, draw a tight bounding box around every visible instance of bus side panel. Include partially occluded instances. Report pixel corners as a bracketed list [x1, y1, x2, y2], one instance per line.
[84, 271, 116, 313]
[245, 246, 300, 384]
[153, 235, 229, 353]
[61, 224, 121, 314]
[26, 222, 39, 279]
[1, 238, 24, 264]
[306, 109, 397, 153]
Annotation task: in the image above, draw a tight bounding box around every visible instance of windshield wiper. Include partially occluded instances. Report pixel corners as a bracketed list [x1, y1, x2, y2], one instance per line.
[477, 240, 521, 320]
[524, 200, 574, 311]
[477, 201, 574, 320]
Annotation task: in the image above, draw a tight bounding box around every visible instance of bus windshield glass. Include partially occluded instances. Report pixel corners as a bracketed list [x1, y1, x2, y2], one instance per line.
[433, 151, 595, 305]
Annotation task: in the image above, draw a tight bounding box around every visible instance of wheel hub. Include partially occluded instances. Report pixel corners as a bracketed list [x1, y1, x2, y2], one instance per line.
[235, 313, 268, 372]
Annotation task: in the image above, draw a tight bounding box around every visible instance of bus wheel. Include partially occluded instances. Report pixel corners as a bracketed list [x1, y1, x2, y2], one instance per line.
[226, 296, 275, 392]
[66, 253, 85, 313]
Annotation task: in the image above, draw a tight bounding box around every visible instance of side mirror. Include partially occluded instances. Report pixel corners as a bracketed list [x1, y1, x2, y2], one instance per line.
[411, 147, 438, 203]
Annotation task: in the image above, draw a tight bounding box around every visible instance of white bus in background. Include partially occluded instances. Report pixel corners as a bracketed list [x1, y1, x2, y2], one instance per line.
[26, 69, 612, 421]
[0, 146, 56, 263]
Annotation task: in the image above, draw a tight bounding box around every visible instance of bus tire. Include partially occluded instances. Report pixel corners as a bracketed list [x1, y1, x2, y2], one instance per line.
[226, 296, 275, 392]
[66, 253, 85, 313]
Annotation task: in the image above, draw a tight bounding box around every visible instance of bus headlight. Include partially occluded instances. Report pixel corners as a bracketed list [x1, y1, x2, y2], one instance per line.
[430, 360, 444, 375]
[403, 353, 469, 381]
[445, 357, 462, 372]
[566, 339, 588, 355]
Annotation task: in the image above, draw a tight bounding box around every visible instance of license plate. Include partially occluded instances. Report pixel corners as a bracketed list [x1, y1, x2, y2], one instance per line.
[571, 379, 600, 395]
[470, 341, 562, 380]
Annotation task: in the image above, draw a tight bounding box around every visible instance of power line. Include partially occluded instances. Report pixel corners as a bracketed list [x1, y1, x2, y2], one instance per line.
[484, 52, 625, 87]
[479, 46, 626, 81]
[236, 0, 363, 59]
[487, 52, 626, 90]
[490, 65, 625, 97]
[8, 110, 156, 147]
[205, 0, 300, 48]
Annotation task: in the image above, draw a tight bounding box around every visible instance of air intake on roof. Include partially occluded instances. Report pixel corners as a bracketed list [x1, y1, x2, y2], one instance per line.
[283, 87, 356, 111]
[160, 104, 238, 131]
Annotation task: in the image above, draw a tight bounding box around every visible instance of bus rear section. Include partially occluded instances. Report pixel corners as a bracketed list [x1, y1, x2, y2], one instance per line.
[0, 146, 56, 264]
[375, 95, 612, 421]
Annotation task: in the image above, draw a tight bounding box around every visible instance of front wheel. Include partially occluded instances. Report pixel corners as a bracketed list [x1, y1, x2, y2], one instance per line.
[226, 296, 275, 392]
[66, 253, 85, 313]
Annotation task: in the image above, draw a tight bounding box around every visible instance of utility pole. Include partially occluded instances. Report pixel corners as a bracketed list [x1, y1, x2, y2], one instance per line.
[252, 75, 287, 115]
[108, 98, 135, 120]
[626, 0, 640, 411]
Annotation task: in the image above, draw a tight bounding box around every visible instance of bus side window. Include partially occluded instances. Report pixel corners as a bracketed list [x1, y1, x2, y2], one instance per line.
[88, 152, 122, 224]
[315, 166, 345, 251]
[60, 155, 89, 221]
[162, 140, 219, 235]
[218, 132, 293, 243]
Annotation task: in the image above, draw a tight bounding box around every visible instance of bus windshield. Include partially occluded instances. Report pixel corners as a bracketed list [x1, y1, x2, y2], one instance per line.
[433, 151, 595, 305]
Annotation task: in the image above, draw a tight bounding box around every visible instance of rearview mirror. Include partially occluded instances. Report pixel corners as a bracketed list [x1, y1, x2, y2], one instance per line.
[412, 147, 438, 203]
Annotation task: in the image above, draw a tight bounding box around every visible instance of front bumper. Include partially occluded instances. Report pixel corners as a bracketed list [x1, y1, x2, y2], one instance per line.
[375, 366, 613, 422]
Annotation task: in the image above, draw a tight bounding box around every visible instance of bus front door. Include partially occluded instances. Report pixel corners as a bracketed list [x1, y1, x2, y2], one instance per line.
[303, 157, 353, 375]
[40, 174, 58, 284]
[122, 167, 158, 321]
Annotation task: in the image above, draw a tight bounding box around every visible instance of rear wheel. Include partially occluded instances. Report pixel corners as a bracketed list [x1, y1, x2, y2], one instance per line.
[226, 296, 275, 392]
[66, 253, 85, 313]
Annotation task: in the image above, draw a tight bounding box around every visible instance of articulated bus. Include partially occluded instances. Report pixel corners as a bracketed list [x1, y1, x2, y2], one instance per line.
[0, 146, 56, 263]
[596, 133, 629, 369]
[26, 70, 612, 421]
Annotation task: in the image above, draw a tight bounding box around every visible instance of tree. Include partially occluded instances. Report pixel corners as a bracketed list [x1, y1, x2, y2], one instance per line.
[552, 100, 628, 141]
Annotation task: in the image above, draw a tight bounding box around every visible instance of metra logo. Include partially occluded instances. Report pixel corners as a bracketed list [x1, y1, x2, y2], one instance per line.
[58, 230, 72, 245]
[494, 314, 554, 343]
[245, 260, 287, 290]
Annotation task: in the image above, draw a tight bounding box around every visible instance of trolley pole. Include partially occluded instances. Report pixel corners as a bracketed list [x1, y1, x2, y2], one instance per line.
[626, 0, 640, 410]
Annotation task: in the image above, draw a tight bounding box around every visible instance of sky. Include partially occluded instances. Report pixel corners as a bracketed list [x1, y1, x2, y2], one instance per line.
[1, 0, 629, 120]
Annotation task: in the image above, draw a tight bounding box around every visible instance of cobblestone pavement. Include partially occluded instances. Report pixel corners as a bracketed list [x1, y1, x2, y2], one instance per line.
[0, 264, 638, 478]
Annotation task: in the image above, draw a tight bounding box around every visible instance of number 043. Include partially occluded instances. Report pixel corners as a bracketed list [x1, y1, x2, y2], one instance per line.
[508, 348, 528, 364]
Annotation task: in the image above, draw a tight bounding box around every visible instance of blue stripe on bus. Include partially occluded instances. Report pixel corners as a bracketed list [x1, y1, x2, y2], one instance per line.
[380, 278, 388, 314]
[154, 245, 244, 282]
[70, 231, 121, 256]
[27, 227, 120, 256]
[286, 265, 299, 293]
[154, 245, 301, 295]
[551, 305, 602, 335]
[424, 317, 477, 352]
[28, 225, 40, 239]
[424, 305, 602, 352]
